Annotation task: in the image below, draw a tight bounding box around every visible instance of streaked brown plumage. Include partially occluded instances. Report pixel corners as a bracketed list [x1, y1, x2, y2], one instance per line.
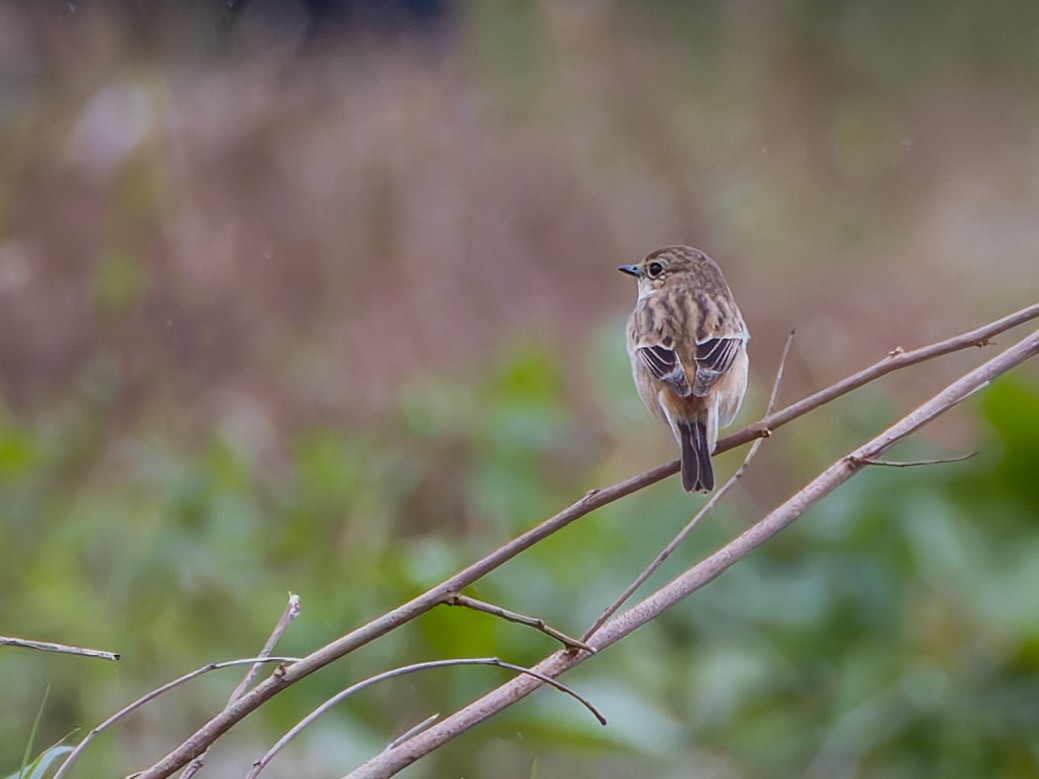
[620, 245, 750, 492]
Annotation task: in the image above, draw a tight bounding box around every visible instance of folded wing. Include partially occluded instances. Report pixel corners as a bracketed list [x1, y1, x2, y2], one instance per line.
[692, 336, 744, 397]
[636, 344, 692, 398]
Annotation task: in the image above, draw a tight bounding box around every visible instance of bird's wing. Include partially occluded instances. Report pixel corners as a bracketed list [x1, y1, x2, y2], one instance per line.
[692, 335, 745, 397]
[636, 343, 693, 397]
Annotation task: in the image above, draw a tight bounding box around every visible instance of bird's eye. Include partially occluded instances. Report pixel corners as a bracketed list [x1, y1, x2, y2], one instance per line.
[646, 262, 664, 278]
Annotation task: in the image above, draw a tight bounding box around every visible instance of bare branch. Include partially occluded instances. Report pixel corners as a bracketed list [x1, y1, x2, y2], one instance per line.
[585, 330, 796, 640]
[344, 325, 1039, 779]
[848, 452, 977, 468]
[444, 593, 594, 653]
[721, 302, 1039, 453]
[52, 657, 301, 779]
[133, 303, 1039, 779]
[584, 467, 741, 641]
[179, 594, 303, 779]
[0, 636, 120, 662]
[246, 657, 605, 779]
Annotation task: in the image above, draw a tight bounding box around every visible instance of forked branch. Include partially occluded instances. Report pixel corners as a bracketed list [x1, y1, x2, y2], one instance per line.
[53, 657, 301, 779]
[444, 594, 595, 653]
[178, 594, 302, 779]
[246, 657, 605, 778]
[584, 329, 796, 640]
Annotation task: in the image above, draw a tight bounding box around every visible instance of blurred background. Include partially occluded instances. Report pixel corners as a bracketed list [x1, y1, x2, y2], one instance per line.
[1, 1, 1038, 777]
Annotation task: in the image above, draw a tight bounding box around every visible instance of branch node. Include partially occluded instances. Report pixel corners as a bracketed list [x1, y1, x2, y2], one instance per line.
[444, 594, 594, 653]
[888, 346, 906, 357]
[849, 452, 978, 468]
[386, 714, 440, 751]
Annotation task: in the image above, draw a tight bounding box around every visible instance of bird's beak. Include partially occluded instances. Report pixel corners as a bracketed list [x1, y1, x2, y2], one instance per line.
[618, 264, 642, 278]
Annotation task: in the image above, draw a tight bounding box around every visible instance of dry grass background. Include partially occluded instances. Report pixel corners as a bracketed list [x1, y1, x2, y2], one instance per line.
[3, 2, 1036, 434]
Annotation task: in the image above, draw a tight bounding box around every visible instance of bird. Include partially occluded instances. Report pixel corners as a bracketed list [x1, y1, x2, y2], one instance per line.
[619, 245, 750, 492]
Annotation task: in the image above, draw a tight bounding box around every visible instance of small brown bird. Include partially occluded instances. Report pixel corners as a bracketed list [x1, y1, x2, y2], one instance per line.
[620, 245, 750, 492]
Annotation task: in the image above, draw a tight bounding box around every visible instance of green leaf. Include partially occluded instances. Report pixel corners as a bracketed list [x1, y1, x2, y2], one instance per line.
[6, 745, 74, 779]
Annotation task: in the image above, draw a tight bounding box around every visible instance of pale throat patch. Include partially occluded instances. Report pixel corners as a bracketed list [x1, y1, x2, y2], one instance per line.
[637, 281, 659, 301]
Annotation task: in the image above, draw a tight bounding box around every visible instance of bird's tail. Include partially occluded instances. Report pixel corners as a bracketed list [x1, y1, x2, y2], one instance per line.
[677, 417, 713, 493]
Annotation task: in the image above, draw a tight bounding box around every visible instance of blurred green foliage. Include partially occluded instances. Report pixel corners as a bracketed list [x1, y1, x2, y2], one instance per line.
[2, 331, 1038, 777]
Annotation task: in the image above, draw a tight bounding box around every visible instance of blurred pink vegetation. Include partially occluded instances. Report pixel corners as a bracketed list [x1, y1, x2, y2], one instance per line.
[0, 2, 1036, 457]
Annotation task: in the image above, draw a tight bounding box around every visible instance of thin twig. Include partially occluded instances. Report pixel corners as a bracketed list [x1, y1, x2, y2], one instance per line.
[848, 452, 977, 468]
[385, 715, 440, 752]
[444, 594, 594, 653]
[52, 657, 301, 779]
[179, 595, 302, 779]
[0, 636, 120, 662]
[584, 330, 795, 640]
[344, 324, 1039, 779]
[245, 657, 605, 779]
[134, 303, 1039, 779]
[766, 330, 797, 416]
[228, 594, 302, 705]
[584, 470, 741, 641]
